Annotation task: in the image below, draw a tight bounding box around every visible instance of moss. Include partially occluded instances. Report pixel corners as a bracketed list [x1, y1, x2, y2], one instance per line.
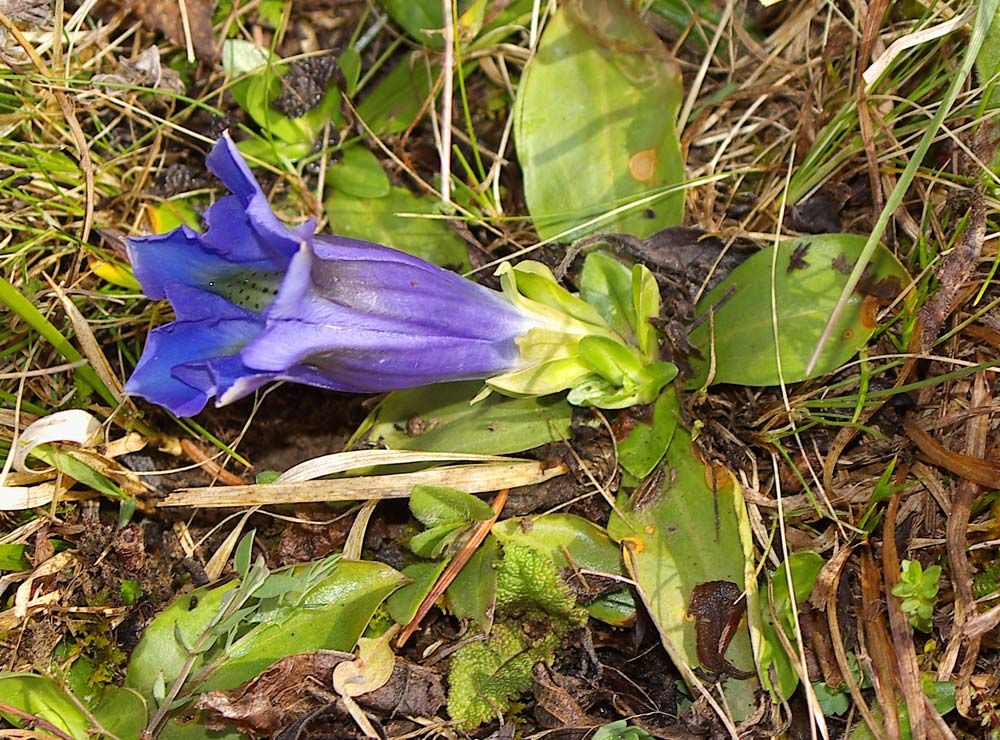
[447, 543, 587, 729]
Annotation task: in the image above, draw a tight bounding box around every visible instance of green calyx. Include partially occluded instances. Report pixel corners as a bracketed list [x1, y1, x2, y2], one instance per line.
[487, 257, 677, 408]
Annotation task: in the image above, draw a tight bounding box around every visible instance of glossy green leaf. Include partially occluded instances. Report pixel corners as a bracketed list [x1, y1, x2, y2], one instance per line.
[514, 0, 684, 240]
[632, 264, 661, 362]
[448, 534, 499, 631]
[326, 145, 391, 198]
[125, 581, 238, 703]
[688, 234, 909, 387]
[607, 389, 759, 719]
[0, 672, 92, 740]
[410, 484, 496, 527]
[617, 389, 678, 479]
[91, 687, 148, 740]
[362, 380, 573, 455]
[125, 560, 404, 701]
[579, 335, 643, 385]
[201, 560, 405, 691]
[386, 560, 449, 624]
[324, 186, 469, 269]
[493, 514, 635, 625]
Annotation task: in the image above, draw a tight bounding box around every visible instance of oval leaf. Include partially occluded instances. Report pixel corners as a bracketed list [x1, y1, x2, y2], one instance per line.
[687, 234, 909, 386]
[514, 0, 684, 240]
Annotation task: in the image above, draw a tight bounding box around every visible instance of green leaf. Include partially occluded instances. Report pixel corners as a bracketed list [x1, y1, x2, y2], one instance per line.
[382, 0, 446, 47]
[578, 335, 644, 385]
[0, 672, 92, 740]
[632, 264, 661, 362]
[580, 251, 636, 339]
[410, 484, 496, 527]
[202, 560, 405, 691]
[760, 552, 825, 699]
[617, 390, 678, 479]
[233, 531, 255, 579]
[386, 560, 449, 624]
[222, 40, 341, 150]
[362, 380, 573, 455]
[324, 186, 469, 269]
[326, 145, 391, 198]
[492, 513, 635, 625]
[0, 543, 31, 571]
[975, 3, 1000, 108]
[339, 47, 362, 98]
[688, 234, 910, 387]
[514, 0, 684, 241]
[607, 388, 759, 719]
[91, 687, 148, 740]
[29, 446, 123, 498]
[447, 534, 499, 630]
[125, 560, 405, 702]
[356, 53, 438, 135]
[593, 719, 655, 740]
[125, 581, 239, 703]
[409, 522, 468, 559]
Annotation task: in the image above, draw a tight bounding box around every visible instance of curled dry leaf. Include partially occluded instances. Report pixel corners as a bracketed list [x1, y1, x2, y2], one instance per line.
[91, 46, 185, 96]
[197, 651, 445, 738]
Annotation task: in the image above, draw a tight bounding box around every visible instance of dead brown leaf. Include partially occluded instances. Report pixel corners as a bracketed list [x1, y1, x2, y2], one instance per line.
[119, 0, 215, 62]
[196, 651, 445, 738]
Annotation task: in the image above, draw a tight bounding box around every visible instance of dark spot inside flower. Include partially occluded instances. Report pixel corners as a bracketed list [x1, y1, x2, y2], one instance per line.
[410, 281, 418, 287]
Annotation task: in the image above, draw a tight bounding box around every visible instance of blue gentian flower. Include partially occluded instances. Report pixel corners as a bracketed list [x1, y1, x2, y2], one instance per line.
[125, 134, 546, 417]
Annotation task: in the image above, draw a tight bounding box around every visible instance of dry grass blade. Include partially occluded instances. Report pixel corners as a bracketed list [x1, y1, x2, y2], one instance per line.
[275, 450, 520, 482]
[881, 461, 928, 740]
[160, 461, 567, 508]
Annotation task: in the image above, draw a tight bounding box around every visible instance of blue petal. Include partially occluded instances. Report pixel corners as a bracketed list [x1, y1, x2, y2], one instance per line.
[311, 236, 528, 339]
[127, 134, 312, 302]
[125, 284, 263, 416]
[235, 244, 524, 393]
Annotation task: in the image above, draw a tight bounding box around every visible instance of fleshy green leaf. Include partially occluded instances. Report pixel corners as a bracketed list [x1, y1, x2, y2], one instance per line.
[447, 533, 499, 630]
[386, 560, 449, 624]
[410, 484, 496, 527]
[617, 389, 678, 479]
[0, 672, 92, 740]
[688, 234, 909, 387]
[91, 687, 148, 740]
[361, 380, 573, 455]
[608, 388, 759, 719]
[759, 552, 825, 699]
[514, 0, 684, 240]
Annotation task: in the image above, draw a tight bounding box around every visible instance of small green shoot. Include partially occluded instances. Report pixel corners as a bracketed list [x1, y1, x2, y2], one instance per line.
[892, 560, 942, 633]
[592, 720, 655, 740]
[120, 580, 142, 605]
